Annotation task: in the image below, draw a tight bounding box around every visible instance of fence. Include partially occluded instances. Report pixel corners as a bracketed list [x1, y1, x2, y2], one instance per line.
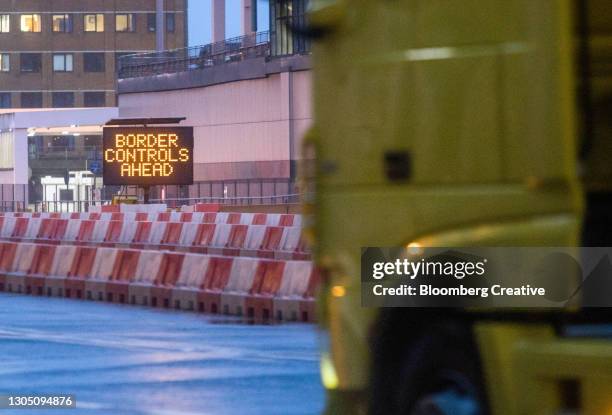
[118, 31, 271, 79]
[0, 184, 27, 212]
[0, 179, 301, 212]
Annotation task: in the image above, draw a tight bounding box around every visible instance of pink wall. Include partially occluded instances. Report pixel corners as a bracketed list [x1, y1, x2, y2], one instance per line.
[118, 70, 312, 182]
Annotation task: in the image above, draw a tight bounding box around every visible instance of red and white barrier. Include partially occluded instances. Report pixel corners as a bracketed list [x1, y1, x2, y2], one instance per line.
[1, 218, 311, 260]
[0, 241, 318, 322]
[1, 211, 303, 227]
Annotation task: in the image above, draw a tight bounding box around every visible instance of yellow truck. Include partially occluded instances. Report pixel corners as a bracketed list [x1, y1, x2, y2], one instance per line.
[306, 0, 612, 413]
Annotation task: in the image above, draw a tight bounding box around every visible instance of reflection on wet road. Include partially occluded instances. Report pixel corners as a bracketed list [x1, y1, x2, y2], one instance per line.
[0, 294, 324, 415]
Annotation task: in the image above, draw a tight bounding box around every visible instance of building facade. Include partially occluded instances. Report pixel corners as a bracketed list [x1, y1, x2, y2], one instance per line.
[117, 0, 312, 203]
[0, 0, 186, 109]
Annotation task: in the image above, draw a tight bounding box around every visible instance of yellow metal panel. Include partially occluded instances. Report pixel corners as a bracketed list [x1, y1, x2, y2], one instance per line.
[311, 0, 583, 402]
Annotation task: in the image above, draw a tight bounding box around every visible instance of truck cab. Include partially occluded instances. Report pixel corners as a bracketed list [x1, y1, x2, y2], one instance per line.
[307, 0, 612, 413]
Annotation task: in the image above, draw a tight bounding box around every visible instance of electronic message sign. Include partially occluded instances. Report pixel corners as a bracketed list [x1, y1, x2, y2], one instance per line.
[102, 127, 194, 185]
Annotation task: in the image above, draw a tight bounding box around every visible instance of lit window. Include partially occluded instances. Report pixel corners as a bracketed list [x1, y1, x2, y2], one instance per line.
[115, 14, 135, 32]
[0, 54, 9, 72]
[53, 14, 73, 32]
[0, 15, 9, 33]
[53, 54, 73, 72]
[84, 14, 104, 32]
[20, 14, 41, 32]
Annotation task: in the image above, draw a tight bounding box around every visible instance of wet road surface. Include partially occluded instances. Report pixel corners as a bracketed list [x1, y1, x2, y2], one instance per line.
[0, 294, 324, 415]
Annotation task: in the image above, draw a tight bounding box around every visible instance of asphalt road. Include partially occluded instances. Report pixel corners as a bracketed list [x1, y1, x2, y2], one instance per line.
[0, 294, 325, 415]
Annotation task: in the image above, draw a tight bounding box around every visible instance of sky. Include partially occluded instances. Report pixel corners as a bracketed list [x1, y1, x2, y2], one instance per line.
[188, 0, 270, 46]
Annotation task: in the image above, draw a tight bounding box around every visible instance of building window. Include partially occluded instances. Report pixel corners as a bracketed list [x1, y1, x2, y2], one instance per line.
[115, 14, 135, 32]
[52, 14, 73, 33]
[0, 15, 9, 33]
[21, 92, 42, 108]
[270, 0, 310, 56]
[84, 53, 105, 72]
[0, 93, 10, 108]
[20, 53, 41, 73]
[166, 13, 175, 33]
[20, 14, 41, 32]
[53, 54, 73, 72]
[84, 14, 104, 32]
[147, 13, 156, 32]
[84, 92, 106, 107]
[52, 92, 74, 108]
[0, 54, 9, 72]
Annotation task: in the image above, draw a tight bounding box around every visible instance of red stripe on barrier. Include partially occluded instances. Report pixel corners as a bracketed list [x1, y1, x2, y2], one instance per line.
[258, 226, 284, 258]
[100, 205, 120, 213]
[194, 203, 220, 213]
[203, 213, 217, 223]
[65, 247, 95, 299]
[52, 219, 68, 240]
[67, 246, 97, 275]
[157, 212, 171, 222]
[70, 212, 80, 219]
[227, 213, 241, 224]
[225, 225, 248, 248]
[25, 244, 56, 296]
[89, 212, 101, 220]
[252, 214, 267, 225]
[12, 217, 28, 238]
[299, 267, 321, 322]
[151, 253, 185, 308]
[180, 212, 193, 222]
[245, 260, 285, 320]
[135, 212, 148, 221]
[223, 224, 248, 256]
[191, 223, 215, 251]
[111, 212, 124, 221]
[161, 222, 183, 245]
[133, 222, 152, 243]
[248, 261, 283, 297]
[0, 242, 17, 290]
[197, 257, 233, 313]
[279, 214, 295, 227]
[36, 218, 54, 239]
[104, 220, 123, 243]
[76, 220, 96, 242]
[107, 250, 140, 303]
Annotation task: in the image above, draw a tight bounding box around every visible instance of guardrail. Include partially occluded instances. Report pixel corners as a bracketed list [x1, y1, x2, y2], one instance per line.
[118, 31, 271, 79]
[29, 145, 101, 161]
[152, 194, 303, 209]
[28, 194, 304, 212]
[0, 201, 27, 213]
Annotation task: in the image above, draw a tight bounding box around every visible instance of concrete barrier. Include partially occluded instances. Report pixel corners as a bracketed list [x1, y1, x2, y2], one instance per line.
[0, 241, 318, 322]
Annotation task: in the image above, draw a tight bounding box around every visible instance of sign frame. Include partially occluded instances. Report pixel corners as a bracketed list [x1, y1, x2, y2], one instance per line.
[102, 126, 194, 186]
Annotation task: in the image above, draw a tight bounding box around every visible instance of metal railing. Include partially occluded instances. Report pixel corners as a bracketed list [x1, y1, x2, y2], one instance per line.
[31, 200, 108, 213]
[152, 193, 303, 209]
[0, 200, 27, 212]
[29, 145, 101, 161]
[27, 195, 303, 212]
[118, 31, 271, 79]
